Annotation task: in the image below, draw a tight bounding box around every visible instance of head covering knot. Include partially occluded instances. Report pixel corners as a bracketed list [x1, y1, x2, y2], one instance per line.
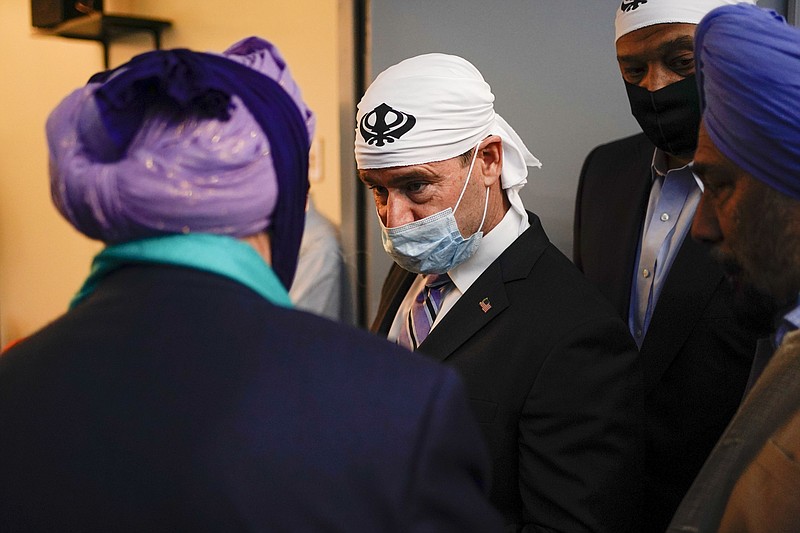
[354, 53, 541, 225]
[696, 4, 800, 200]
[47, 36, 315, 288]
[615, 0, 756, 41]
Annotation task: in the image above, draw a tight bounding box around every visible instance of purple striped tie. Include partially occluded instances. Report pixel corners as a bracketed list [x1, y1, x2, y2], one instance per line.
[398, 274, 452, 350]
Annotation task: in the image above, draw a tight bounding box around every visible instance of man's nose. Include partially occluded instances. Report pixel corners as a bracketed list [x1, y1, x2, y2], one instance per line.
[384, 193, 415, 228]
[691, 192, 722, 245]
[641, 65, 682, 93]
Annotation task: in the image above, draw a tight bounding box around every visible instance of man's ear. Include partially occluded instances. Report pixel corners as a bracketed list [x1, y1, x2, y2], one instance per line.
[478, 135, 503, 187]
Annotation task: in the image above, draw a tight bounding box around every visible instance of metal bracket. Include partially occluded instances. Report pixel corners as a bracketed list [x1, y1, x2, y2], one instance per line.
[39, 13, 172, 69]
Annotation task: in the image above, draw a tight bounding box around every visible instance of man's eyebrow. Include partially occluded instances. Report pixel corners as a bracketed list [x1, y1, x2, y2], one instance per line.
[617, 35, 695, 62]
[391, 171, 435, 183]
[657, 35, 695, 54]
[359, 170, 438, 187]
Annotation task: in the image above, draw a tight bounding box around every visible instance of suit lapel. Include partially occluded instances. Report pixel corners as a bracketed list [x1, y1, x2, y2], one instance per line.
[419, 213, 549, 362]
[639, 235, 724, 391]
[418, 261, 510, 361]
[579, 134, 654, 319]
[369, 263, 510, 358]
[607, 136, 655, 318]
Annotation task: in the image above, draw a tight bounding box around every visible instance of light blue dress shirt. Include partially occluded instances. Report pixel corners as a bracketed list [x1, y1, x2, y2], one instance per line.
[629, 150, 702, 348]
[774, 297, 800, 348]
[745, 297, 800, 395]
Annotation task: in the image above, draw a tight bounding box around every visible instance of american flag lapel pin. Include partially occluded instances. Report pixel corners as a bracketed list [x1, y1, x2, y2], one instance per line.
[479, 297, 492, 313]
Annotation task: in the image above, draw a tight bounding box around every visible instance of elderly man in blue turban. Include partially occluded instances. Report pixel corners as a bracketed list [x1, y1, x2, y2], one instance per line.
[668, 4, 800, 532]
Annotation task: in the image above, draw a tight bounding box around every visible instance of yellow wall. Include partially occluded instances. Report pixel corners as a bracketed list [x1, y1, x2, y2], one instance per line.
[0, 0, 343, 345]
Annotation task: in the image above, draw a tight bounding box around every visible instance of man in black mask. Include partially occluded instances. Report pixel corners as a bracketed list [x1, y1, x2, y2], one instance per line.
[573, 1, 765, 531]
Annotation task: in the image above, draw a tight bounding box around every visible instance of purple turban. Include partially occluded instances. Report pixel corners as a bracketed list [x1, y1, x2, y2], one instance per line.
[47, 37, 315, 288]
[696, 4, 800, 200]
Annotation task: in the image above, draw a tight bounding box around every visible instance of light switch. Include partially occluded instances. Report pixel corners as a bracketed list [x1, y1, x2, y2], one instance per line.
[309, 136, 324, 183]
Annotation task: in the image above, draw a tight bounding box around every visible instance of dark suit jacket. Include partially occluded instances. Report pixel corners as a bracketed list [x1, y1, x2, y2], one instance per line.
[373, 213, 645, 533]
[668, 330, 800, 533]
[574, 133, 761, 532]
[0, 264, 502, 532]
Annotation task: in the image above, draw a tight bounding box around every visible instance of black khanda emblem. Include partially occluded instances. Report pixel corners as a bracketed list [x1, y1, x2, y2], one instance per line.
[620, 0, 648, 12]
[359, 103, 417, 147]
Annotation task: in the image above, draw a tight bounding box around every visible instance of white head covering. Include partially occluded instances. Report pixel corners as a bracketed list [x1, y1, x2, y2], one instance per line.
[355, 53, 541, 224]
[615, 0, 757, 41]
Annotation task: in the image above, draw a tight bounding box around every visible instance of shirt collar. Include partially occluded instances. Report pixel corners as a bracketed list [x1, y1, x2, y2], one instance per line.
[650, 147, 703, 191]
[448, 206, 527, 294]
[651, 148, 670, 178]
[774, 295, 800, 347]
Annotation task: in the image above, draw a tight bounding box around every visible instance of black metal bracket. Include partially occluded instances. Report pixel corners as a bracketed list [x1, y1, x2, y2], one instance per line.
[44, 13, 172, 69]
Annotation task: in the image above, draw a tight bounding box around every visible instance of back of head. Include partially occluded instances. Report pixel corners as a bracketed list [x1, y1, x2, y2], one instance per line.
[47, 37, 314, 287]
[696, 4, 800, 200]
[615, 0, 757, 41]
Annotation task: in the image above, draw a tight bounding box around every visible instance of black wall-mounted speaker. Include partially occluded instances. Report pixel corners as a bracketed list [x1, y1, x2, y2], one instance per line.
[31, 0, 104, 29]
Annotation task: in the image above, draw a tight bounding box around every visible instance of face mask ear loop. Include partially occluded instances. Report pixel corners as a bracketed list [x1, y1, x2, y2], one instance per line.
[475, 186, 489, 234]
[453, 142, 482, 214]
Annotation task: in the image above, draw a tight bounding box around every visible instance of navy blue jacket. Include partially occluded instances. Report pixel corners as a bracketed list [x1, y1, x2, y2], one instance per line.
[0, 264, 501, 532]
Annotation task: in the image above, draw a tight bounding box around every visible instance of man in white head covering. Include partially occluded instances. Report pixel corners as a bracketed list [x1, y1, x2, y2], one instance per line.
[358, 53, 644, 532]
[573, 1, 766, 531]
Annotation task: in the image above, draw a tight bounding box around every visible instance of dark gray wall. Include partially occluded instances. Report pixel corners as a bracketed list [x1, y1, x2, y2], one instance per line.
[761, 0, 789, 14]
[363, 0, 788, 320]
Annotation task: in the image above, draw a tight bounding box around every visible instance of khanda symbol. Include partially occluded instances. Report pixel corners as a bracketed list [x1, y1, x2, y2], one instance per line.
[620, 0, 648, 12]
[359, 103, 417, 147]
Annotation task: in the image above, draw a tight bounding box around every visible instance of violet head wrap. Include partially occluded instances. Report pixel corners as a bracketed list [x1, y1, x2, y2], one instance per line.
[696, 4, 800, 200]
[47, 36, 315, 288]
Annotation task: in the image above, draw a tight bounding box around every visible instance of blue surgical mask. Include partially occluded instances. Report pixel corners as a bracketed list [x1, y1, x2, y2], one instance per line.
[380, 145, 488, 274]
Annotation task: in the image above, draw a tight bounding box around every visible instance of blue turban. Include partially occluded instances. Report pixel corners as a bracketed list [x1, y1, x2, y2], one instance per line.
[696, 4, 800, 200]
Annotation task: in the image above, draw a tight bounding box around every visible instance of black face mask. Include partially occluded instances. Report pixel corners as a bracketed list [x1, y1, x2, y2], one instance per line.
[625, 74, 701, 156]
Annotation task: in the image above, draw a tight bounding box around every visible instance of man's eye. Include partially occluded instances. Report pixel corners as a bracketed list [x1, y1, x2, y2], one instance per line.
[622, 66, 646, 83]
[671, 55, 695, 72]
[369, 185, 388, 197]
[405, 182, 426, 193]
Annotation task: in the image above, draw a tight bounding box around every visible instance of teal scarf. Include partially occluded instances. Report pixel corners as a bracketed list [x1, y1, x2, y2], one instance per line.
[71, 234, 293, 309]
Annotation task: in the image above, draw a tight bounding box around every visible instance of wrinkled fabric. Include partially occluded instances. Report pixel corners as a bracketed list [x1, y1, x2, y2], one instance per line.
[697, 4, 800, 200]
[47, 37, 314, 288]
[615, 0, 756, 41]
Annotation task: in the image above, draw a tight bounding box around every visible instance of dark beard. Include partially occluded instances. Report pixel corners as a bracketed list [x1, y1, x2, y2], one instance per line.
[716, 255, 792, 336]
[711, 182, 800, 336]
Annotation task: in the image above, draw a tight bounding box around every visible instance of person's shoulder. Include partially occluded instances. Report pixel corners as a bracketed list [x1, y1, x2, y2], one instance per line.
[590, 131, 652, 154]
[582, 131, 652, 167]
[507, 221, 624, 319]
[579, 132, 653, 186]
[280, 307, 458, 384]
